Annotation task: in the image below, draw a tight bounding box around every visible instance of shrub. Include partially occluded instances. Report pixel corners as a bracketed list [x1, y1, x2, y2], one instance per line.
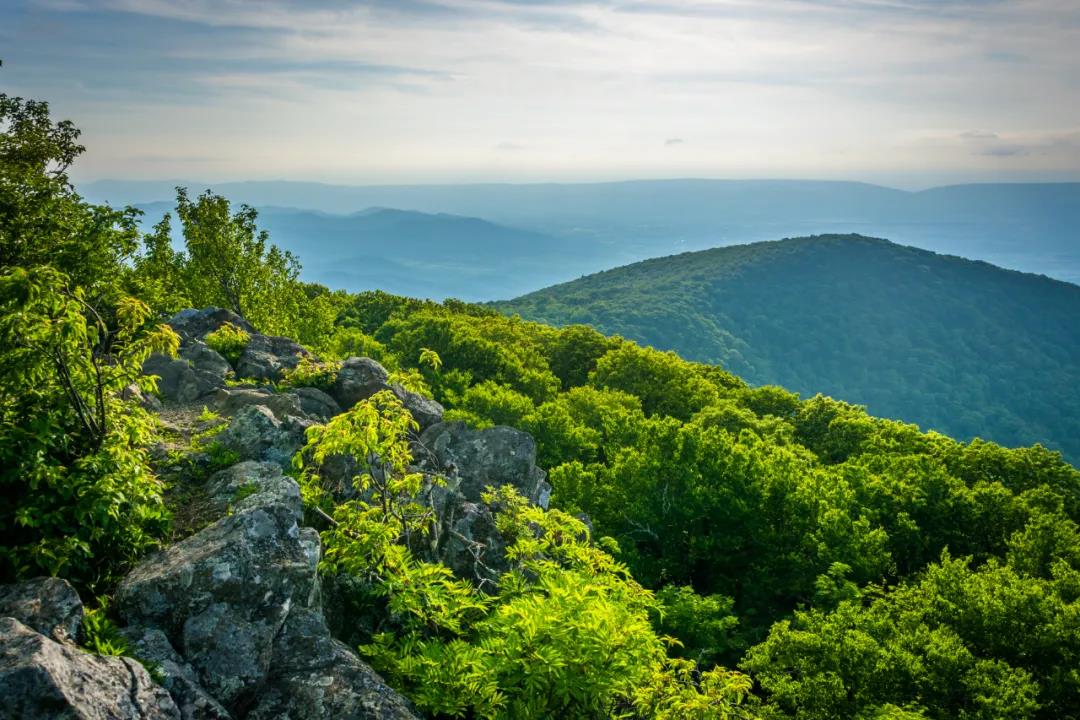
[0, 267, 178, 592]
[205, 321, 250, 365]
[280, 355, 340, 392]
[296, 392, 758, 720]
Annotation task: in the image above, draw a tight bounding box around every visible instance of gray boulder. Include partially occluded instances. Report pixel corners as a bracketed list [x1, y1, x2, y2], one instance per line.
[215, 405, 311, 467]
[167, 308, 254, 342]
[330, 357, 390, 409]
[0, 577, 83, 644]
[293, 386, 342, 421]
[213, 387, 304, 422]
[144, 354, 225, 405]
[246, 607, 419, 720]
[0, 617, 180, 719]
[115, 504, 317, 711]
[394, 387, 444, 432]
[204, 461, 303, 522]
[428, 495, 507, 588]
[181, 342, 232, 378]
[416, 422, 551, 508]
[235, 334, 309, 382]
[331, 357, 443, 429]
[120, 626, 232, 720]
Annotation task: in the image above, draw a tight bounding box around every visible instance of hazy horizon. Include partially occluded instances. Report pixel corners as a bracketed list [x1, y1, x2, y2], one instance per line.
[4, 0, 1080, 188]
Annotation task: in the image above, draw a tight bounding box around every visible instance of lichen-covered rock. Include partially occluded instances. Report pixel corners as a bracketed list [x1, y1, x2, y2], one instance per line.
[246, 607, 419, 720]
[394, 387, 444, 431]
[330, 356, 443, 429]
[0, 577, 83, 644]
[181, 342, 232, 379]
[215, 405, 311, 467]
[167, 308, 254, 342]
[115, 505, 317, 711]
[144, 354, 225, 404]
[416, 421, 551, 508]
[0, 617, 180, 719]
[204, 461, 303, 522]
[430, 495, 508, 587]
[292, 386, 342, 421]
[213, 387, 304, 422]
[330, 357, 390, 409]
[120, 626, 232, 720]
[235, 334, 309, 382]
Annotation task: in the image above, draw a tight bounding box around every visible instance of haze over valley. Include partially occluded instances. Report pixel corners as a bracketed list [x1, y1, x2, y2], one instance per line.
[85, 179, 1080, 299]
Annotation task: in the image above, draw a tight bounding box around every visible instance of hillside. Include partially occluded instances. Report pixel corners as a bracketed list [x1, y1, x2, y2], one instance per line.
[498, 234, 1080, 462]
[8, 97, 1080, 720]
[84, 179, 1080, 285]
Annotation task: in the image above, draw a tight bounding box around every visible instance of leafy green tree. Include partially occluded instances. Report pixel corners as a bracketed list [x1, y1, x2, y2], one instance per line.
[298, 393, 758, 719]
[590, 343, 740, 421]
[743, 555, 1080, 720]
[0, 266, 178, 590]
[170, 187, 302, 335]
[0, 94, 140, 304]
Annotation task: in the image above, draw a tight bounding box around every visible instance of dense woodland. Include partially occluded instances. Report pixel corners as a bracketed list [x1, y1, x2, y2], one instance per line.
[498, 235, 1080, 465]
[4, 94, 1080, 719]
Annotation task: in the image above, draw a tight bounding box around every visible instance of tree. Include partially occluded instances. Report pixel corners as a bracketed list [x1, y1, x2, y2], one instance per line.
[0, 94, 140, 304]
[0, 266, 178, 590]
[172, 187, 302, 335]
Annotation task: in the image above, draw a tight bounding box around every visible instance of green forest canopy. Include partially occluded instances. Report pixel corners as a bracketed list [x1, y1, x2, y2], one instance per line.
[5, 93, 1080, 719]
[497, 234, 1080, 465]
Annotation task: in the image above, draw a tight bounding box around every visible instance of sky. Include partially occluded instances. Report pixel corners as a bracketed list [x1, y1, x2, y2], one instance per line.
[2, 0, 1079, 188]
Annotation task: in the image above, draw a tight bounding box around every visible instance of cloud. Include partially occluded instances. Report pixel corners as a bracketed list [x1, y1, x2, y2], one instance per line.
[959, 130, 999, 140]
[6, 0, 1079, 185]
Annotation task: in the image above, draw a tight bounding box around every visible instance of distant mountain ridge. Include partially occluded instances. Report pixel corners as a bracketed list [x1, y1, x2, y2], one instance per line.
[85, 178, 1080, 286]
[497, 234, 1080, 463]
[135, 204, 607, 301]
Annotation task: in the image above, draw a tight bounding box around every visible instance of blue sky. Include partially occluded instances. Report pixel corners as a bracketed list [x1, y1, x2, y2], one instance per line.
[2, 0, 1079, 188]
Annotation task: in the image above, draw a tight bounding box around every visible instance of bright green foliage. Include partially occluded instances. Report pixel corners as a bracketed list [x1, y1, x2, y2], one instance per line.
[126, 214, 189, 316]
[297, 393, 757, 719]
[541, 324, 620, 390]
[204, 321, 250, 366]
[279, 355, 340, 392]
[81, 604, 130, 657]
[654, 586, 741, 668]
[319, 325, 388, 363]
[371, 307, 560, 404]
[743, 555, 1080, 720]
[444, 380, 535, 429]
[358, 487, 760, 720]
[0, 267, 178, 591]
[419, 347, 443, 372]
[590, 342, 742, 421]
[172, 188, 303, 335]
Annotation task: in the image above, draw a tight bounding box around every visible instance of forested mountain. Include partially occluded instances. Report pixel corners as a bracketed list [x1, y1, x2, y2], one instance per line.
[499, 234, 1080, 463]
[84, 178, 1080, 287]
[8, 96, 1080, 720]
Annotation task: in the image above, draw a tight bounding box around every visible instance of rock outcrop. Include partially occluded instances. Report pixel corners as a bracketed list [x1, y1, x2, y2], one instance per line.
[113, 437, 418, 719]
[331, 356, 444, 429]
[18, 307, 569, 719]
[417, 421, 552, 509]
[235, 334, 310, 383]
[0, 618, 181, 720]
[0, 576, 83, 644]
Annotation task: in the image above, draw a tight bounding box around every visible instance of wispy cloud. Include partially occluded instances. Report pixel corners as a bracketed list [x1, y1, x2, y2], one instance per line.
[3, 0, 1078, 185]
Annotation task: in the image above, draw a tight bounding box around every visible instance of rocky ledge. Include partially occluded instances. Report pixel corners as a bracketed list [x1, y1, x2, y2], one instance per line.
[0, 307, 554, 719]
